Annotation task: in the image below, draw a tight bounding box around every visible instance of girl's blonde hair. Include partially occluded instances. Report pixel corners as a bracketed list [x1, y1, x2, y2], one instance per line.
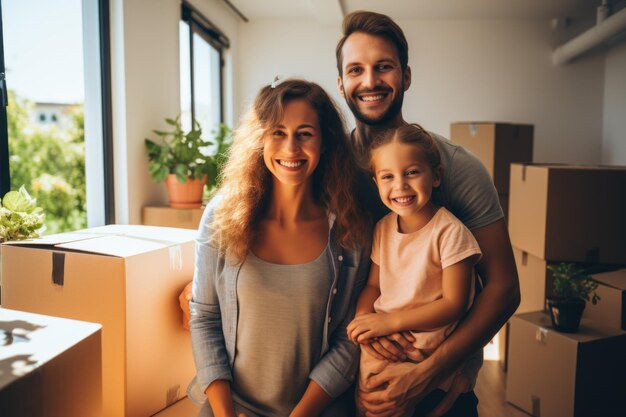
[211, 79, 369, 263]
[369, 123, 441, 173]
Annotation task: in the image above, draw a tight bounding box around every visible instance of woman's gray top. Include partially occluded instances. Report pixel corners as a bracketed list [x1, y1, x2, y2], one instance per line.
[231, 248, 332, 416]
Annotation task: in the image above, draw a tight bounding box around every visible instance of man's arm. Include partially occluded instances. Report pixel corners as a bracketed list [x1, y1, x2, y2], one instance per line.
[359, 219, 519, 415]
[430, 219, 519, 373]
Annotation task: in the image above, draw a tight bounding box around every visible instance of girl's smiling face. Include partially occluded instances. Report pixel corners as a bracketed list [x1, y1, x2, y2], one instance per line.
[372, 141, 441, 222]
[263, 99, 323, 188]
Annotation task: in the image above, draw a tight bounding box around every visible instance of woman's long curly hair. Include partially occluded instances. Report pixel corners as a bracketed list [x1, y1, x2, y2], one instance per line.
[210, 79, 370, 263]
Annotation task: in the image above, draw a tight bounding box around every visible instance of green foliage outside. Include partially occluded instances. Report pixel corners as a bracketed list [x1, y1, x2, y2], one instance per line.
[7, 90, 86, 234]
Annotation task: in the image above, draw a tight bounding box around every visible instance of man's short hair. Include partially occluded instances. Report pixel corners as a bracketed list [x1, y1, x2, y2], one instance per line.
[335, 10, 409, 76]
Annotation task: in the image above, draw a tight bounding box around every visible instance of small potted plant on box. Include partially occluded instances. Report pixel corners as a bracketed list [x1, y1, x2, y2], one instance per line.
[145, 116, 230, 208]
[546, 263, 600, 333]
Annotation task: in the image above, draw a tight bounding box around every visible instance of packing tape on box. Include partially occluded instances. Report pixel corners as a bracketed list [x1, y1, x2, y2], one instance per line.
[52, 252, 65, 286]
[169, 245, 183, 271]
[535, 327, 548, 344]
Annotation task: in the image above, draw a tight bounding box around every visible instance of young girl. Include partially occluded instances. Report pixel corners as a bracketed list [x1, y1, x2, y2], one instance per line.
[347, 124, 482, 416]
[187, 79, 370, 417]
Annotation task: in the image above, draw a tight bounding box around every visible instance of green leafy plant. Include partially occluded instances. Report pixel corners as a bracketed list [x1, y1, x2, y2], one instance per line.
[548, 263, 600, 305]
[145, 116, 231, 188]
[0, 186, 46, 242]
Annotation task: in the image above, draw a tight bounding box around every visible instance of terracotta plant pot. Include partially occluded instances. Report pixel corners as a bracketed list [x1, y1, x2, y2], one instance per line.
[546, 297, 586, 333]
[164, 174, 207, 208]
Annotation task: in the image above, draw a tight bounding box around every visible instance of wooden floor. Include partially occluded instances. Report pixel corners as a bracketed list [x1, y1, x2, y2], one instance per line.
[475, 360, 530, 417]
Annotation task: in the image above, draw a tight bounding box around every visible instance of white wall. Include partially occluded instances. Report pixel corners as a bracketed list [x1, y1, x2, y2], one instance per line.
[602, 38, 626, 165]
[237, 18, 606, 165]
[111, 0, 239, 224]
[236, 20, 343, 122]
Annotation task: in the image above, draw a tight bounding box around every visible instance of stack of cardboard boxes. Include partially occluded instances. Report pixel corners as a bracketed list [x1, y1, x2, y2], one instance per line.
[451, 123, 626, 416]
[505, 164, 626, 417]
[2, 225, 198, 417]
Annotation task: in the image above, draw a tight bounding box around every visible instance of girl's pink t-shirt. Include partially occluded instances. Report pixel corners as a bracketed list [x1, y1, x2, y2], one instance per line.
[371, 207, 482, 349]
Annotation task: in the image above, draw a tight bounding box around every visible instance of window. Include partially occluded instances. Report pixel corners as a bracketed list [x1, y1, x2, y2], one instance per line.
[180, 2, 229, 136]
[0, 0, 113, 233]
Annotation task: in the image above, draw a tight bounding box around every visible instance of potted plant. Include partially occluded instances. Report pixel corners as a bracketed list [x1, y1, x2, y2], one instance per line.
[145, 116, 231, 208]
[0, 186, 46, 243]
[546, 263, 600, 333]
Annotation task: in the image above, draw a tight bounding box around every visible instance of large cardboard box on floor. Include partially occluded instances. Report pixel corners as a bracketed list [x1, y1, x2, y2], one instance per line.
[508, 163, 626, 264]
[584, 269, 626, 330]
[0, 308, 102, 417]
[450, 122, 533, 194]
[506, 312, 626, 417]
[142, 206, 205, 230]
[1, 225, 197, 417]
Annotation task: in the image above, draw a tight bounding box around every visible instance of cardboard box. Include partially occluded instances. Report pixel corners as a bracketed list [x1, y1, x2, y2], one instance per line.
[152, 397, 200, 417]
[1, 225, 197, 417]
[0, 308, 102, 417]
[508, 163, 626, 263]
[506, 312, 626, 417]
[450, 122, 533, 193]
[584, 269, 626, 330]
[142, 206, 205, 230]
[514, 247, 552, 314]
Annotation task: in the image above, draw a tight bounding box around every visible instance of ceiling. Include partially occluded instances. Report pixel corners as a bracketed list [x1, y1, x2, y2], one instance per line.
[227, 0, 600, 23]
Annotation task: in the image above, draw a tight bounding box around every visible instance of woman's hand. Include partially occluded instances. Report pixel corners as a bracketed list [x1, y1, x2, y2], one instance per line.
[178, 281, 193, 330]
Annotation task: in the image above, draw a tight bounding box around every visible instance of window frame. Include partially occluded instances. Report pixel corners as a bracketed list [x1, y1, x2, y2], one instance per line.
[0, 0, 114, 224]
[180, 1, 229, 128]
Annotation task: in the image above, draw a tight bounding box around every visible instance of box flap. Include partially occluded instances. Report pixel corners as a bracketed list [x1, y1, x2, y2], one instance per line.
[2, 232, 104, 246]
[78, 224, 197, 243]
[2, 225, 195, 257]
[57, 235, 175, 257]
[593, 269, 626, 291]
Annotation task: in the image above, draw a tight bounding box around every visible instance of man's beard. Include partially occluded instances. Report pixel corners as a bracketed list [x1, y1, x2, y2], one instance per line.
[344, 84, 405, 126]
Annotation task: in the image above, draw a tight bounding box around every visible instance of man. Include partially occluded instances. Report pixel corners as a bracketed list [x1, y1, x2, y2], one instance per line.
[334, 10, 520, 417]
[180, 10, 520, 417]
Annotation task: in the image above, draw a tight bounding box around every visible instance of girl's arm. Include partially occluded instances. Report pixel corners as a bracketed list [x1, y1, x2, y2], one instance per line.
[348, 256, 476, 342]
[290, 380, 333, 417]
[205, 380, 237, 417]
[354, 263, 380, 317]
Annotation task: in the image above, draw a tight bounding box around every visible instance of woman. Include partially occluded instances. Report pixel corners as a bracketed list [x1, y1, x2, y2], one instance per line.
[187, 79, 371, 417]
